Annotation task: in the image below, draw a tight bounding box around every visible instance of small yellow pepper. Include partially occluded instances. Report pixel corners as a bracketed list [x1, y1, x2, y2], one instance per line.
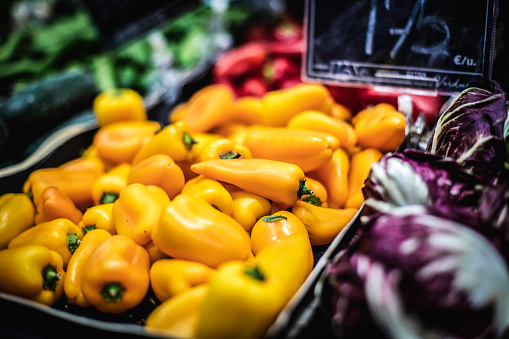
[93, 88, 147, 126]
[92, 162, 132, 205]
[196, 234, 313, 339]
[92, 120, 161, 166]
[24, 156, 105, 211]
[345, 148, 383, 209]
[199, 138, 253, 162]
[127, 154, 185, 200]
[286, 110, 357, 149]
[260, 83, 334, 126]
[238, 126, 339, 173]
[150, 259, 215, 302]
[64, 229, 112, 307]
[112, 183, 170, 246]
[146, 284, 209, 338]
[152, 194, 252, 268]
[176, 132, 223, 182]
[169, 84, 235, 133]
[301, 177, 328, 207]
[81, 203, 116, 235]
[308, 147, 350, 209]
[353, 103, 406, 152]
[292, 200, 358, 245]
[0, 245, 65, 306]
[133, 121, 198, 165]
[181, 175, 234, 215]
[81, 234, 150, 314]
[35, 186, 83, 225]
[250, 210, 310, 255]
[230, 190, 272, 232]
[8, 218, 83, 269]
[0, 193, 35, 249]
[190, 158, 314, 206]
[330, 102, 352, 121]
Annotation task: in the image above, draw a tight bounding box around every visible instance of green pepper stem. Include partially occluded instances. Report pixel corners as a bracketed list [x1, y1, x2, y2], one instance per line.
[42, 264, 61, 291]
[100, 192, 119, 204]
[302, 195, 322, 207]
[67, 232, 81, 254]
[244, 266, 265, 281]
[262, 214, 288, 223]
[297, 180, 314, 199]
[219, 151, 242, 159]
[82, 224, 97, 236]
[183, 132, 198, 151]
[101, 282, 126, 302]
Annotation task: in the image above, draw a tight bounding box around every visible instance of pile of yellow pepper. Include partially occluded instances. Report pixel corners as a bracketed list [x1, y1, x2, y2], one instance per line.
[0, 83, 406, 339]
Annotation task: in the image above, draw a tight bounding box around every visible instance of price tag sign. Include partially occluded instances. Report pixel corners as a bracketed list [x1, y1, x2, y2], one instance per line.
[304, 0, 498, 95]
[80, 0, 200, 48]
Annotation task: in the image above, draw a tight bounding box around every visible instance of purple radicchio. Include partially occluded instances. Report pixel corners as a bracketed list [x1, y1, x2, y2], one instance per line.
[361, 149, 483, 222]
[426, 79, 509, 183]
[324, 205, 509, 339]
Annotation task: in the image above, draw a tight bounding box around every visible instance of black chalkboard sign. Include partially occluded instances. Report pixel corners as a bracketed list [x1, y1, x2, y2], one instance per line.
[80, 0, 201, 48]
[304, 0, 498, 95]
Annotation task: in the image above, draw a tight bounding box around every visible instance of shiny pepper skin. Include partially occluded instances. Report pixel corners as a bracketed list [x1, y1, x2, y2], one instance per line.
[230, 190, 272, 232]
[0, 245, 65, 306]
[127, 154, 186, 200]
[181, 175, 234, 216]
[133, 121, 198, 165]
[345, 148, 383, 209]
[191, 158, 313, 206]
[92, 120, 161, 166]
[152, 194, 252, 268]
[64, 229, 112, 307]
[8, 218, 83, 270]
[0, 193, 35, 249]
[93, 88, 147, 126]
[199, 138, 252, 162]
[112, 183, 170, 246]
[35, 186, 83, 225]
[150, 259, 215, 302]
[80, 203, 116, 235]
[81, 235, 150, 314]
[237, 126, 339, 173]
[292, 200, 358, 245]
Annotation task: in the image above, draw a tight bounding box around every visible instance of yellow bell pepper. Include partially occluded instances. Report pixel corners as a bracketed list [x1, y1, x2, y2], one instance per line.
[308, 147, 350, 209]
[92, 162, 132, 205]
[152, 194, 252, 268]
[199, 138, 253, 162]
[24, 156, 105, 211]
[190, 158, 314, 206]
[250, 210, 310, 255]
[146, 284, 209, 338]
[127, 154, 185, 200]
[292, 200, 358, 245]
[353, 103, 406, 152]
[176, 132, 223, 182]
[230, 190, 272, 232]
[64, 229, 112, 307]
[81, 203, 116, 235]
[93, 88, 147, 126]
[35, 186, 83, 225]
[0, 193, 35, 249]
[330, 102, 352, 121]
[143, 240, 168, 265]
[345, 148, 383, 209]
[8, 218, 83, 269]
[260, 83, 334, 126]
[286, 110, 358, 149]
[0, 245, 65, 306]
[169, 84, 235, 133]
[196, 234, 313, 339]
[181, 175, 234, 215]
[81, 234, 150, 314]
[301, 177, 328, 207]
[237, 126, 339, 173]
[133, 121, 198, 165]
[112, 183, 170, 246]
[92, 120, 161, 166]
[150, 259, 215, 302]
